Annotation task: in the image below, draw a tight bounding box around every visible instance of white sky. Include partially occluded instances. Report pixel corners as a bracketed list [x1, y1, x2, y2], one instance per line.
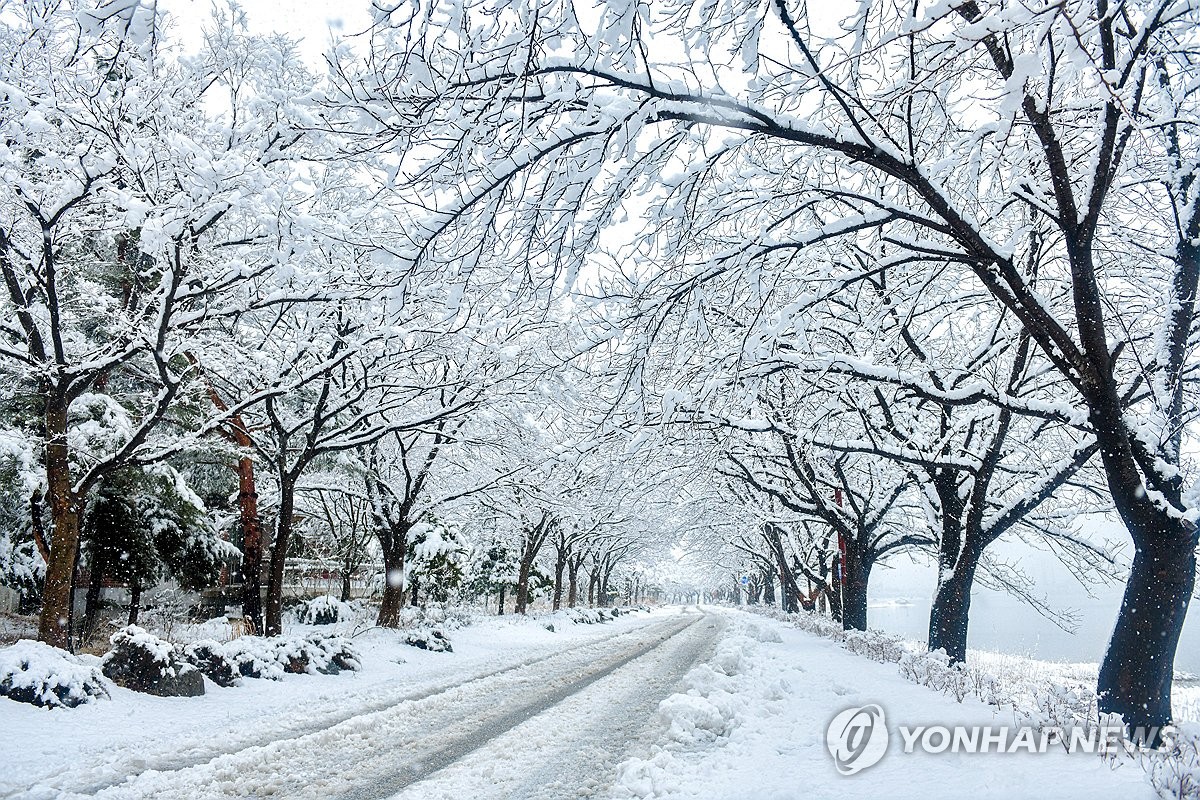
[157, 0, 375, 64]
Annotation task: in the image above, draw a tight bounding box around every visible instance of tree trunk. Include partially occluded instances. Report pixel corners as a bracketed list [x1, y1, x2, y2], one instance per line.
[128, 583, 141, 626]
[1098, 531, 1197, 742]
[514, 555, 533, 614]
[827, 557, 842, 623]
[552, 550, 566, 611]
[37, 398, 81, 650]
[264, 479, 296, 637]
[840, 550, 872, 632]
[927, 541, 982, 663]
[376, 528, 409, 627]
[567, 561, 580, 608]
[340, 568, 352, 603]
[497, 585, 506, 615]
[409, 573, 421, 608]
[82, 548, 106, 644]
[236, 455, 264, 635]
[599, 566, 613, 607]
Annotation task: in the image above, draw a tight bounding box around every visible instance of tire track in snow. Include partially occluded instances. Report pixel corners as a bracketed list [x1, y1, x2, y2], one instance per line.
[343, 612, 721, 800]
[381, 613, 727, 800]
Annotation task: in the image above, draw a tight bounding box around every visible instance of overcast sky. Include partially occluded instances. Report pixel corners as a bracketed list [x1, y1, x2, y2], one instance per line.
[158, 0, 375, 64]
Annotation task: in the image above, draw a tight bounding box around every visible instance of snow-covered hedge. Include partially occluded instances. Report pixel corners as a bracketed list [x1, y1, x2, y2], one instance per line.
[275, 633, 362, 674]
[220, 633, 362, 679]
[0, 640, 109, 708]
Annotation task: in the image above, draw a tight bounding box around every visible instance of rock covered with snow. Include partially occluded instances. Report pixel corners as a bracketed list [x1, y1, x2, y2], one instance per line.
[0, 639, 110, 708]
[102, 626, 204, 697]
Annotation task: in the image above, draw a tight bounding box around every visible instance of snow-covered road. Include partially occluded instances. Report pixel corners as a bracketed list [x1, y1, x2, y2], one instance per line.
[18, 610, 720, 800]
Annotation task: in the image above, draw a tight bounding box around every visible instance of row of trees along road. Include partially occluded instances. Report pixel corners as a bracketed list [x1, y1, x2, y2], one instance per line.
[360, 0, 1200, 741]
[1, 0, 1199, 746]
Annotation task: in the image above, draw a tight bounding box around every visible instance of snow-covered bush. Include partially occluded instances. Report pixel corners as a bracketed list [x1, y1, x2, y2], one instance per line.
[0, 640, 110, 708]
[274, 634, 362, 674]
[290, 595, 356, 626]
[404, 628, 453, 652]
[560, 608, 619, 625]
[1143, 723, 1200, 800]
[844, 629, 904, 662]
[222, 637, 286, 681]
[102, 626, 204, 697]
[220, 633, 362, 679]
[182, 640, 241, 688]
[306, 634, 362, 672]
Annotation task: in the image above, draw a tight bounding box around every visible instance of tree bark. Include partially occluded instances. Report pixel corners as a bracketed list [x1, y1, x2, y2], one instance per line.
[1098, 530, 1197, 742]
[928, 540, 982, 664]
[376, 525, 409, 628]
[567, 559, 580, 608]
[840, 549, 872, 632]
[128, 583, 141, 626]
[264, 478, 296, 637]
[514, 554, 533, 614]
[236, 454, 264, 635]
[37, 398, 81, 650]
[827, 557, 842, 623]
[552, 549, 566, 611]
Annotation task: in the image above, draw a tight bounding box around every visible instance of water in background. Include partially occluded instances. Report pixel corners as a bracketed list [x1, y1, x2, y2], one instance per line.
[865, 542, 1200, 676]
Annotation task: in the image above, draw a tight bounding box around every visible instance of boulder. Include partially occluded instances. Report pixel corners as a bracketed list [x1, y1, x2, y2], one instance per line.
[102, 626, 204, 697]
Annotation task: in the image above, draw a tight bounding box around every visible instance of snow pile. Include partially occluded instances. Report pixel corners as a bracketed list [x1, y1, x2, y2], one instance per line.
[403, 628, 453, 653]
[616, 620, 787, 796]
[102, 626, 204, 697]
[0, 639, 110, 708]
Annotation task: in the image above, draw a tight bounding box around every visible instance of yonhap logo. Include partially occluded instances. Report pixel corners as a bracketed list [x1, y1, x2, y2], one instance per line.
[826, 704, 889, 775]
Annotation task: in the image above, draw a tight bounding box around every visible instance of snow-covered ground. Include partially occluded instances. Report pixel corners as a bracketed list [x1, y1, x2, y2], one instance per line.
[609, 608, 1164, 800]
[5, 606, 1194, 799]
[3, 606, 678, 799]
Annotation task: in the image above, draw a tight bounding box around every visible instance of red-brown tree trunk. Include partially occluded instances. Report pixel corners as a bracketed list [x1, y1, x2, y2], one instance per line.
[38, 398, 81, 650]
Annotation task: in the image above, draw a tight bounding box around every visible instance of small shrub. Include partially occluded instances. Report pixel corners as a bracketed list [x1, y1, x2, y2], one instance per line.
[183, 640, 241, 688]
[221, 636, 285, 681]
[404, 628, 452, 652]
[0, 640, 110, 708]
